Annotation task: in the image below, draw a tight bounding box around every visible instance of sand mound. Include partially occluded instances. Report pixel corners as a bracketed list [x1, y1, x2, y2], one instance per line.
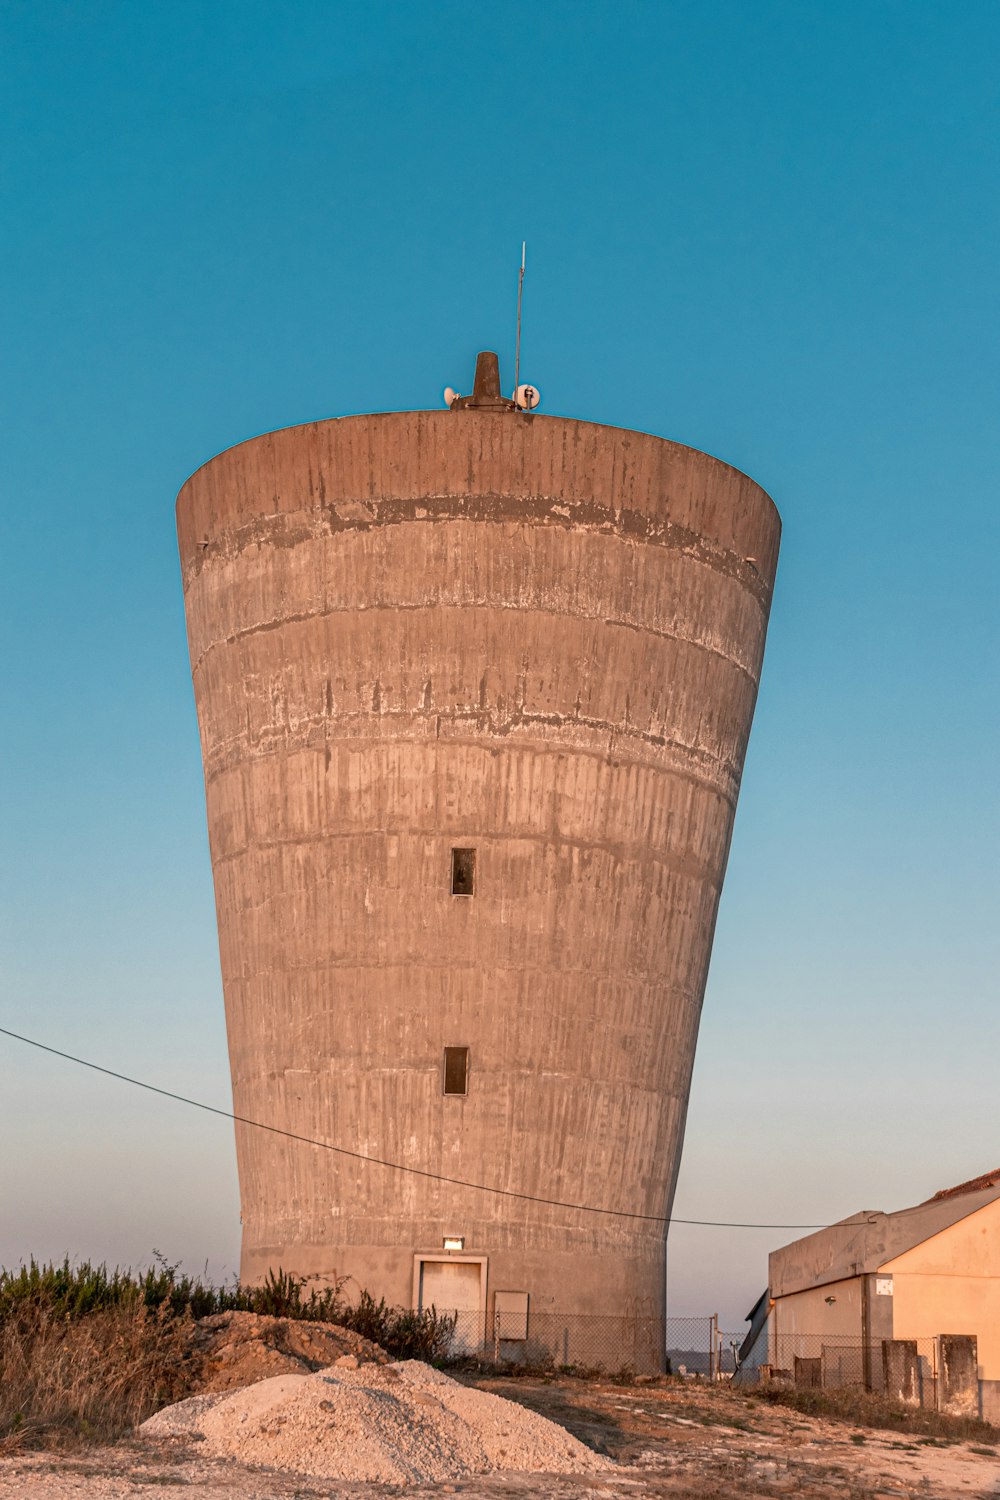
[142, 1359, 613, 1484]
[184, 1310, 386, 1392]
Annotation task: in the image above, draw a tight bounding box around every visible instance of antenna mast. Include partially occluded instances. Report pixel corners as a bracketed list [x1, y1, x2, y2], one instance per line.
[514, 241, 525, 407]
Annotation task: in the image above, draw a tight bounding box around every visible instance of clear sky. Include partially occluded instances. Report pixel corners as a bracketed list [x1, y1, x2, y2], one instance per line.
[1, 1, 997, 1332]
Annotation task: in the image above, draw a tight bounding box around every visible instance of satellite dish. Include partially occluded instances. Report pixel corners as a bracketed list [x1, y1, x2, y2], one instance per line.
[443, 387, 457, 407]
[516, 383, 540, 411]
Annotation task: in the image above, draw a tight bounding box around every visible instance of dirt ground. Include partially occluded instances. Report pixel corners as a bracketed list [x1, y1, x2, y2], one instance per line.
[1, 1372, 998, 1499]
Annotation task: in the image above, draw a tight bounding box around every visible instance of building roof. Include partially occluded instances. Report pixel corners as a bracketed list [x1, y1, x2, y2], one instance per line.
[740, 1288, 771, 1361]
[770, 1173, 1000, 1298]
[924, 1167, 1000, 1203]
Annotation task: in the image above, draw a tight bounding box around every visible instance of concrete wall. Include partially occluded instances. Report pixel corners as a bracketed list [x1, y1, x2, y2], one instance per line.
[884, 1198, 1000, 1382]
[770, 1278, 864, 1360]
[176, 407, 780, 1333]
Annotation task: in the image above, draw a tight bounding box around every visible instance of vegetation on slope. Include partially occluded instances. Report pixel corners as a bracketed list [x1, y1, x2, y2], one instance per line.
[748, 1378, 999, 1445]
[0, 1257, 455, 1449]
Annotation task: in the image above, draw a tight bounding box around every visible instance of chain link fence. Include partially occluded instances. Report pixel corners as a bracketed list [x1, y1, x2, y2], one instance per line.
[431, 1308, 987, 1418]
[731, 1331, 967, 1413]
[437, 1310, 717, 1376]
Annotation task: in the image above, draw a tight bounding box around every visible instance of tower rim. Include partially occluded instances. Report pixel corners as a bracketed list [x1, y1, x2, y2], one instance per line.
[175, 406, 781, 535]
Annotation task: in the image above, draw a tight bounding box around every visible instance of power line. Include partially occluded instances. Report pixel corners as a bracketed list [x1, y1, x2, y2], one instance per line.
[0, 1025, 825, 1231]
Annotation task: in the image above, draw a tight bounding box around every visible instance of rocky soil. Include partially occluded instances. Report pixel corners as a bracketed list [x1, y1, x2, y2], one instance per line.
[1, 1367, 998, 1497]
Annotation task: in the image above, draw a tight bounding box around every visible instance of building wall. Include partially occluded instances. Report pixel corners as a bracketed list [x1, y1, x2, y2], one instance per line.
[177, 408, 780, 1331]
[770, 1278, 864, 1359]
[883, 1198, 1000, 1382]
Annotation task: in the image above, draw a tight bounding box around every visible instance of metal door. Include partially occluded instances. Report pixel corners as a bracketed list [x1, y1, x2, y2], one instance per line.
[418, 1260, 482, 1354]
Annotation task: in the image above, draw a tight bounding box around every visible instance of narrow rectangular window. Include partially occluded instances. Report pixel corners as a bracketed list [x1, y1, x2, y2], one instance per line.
[451, 847, 476, 896]
[443, 1046, 469, 1096]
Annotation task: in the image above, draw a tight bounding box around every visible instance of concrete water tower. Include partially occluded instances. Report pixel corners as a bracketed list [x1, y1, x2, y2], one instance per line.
[177, 351, 780, 1365]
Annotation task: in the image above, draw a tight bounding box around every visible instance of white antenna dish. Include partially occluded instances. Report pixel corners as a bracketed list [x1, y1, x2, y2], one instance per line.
[515, 383, 540, 411]
[443, 387, 457, 407]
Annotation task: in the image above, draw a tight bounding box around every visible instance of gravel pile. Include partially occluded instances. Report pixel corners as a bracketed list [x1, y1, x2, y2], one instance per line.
[142, 1359, 613, 1484]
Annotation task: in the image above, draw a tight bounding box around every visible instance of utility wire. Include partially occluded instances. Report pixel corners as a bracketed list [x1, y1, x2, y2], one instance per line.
[0, 1025, 825, 1231]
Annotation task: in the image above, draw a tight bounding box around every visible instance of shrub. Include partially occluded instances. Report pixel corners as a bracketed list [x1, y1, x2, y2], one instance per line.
[0, 1256, 457, 1449]
[344, 1290, 456, 1362]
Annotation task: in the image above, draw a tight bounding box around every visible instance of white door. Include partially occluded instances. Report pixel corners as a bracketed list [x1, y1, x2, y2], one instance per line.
[418, 1260, 482, 1354]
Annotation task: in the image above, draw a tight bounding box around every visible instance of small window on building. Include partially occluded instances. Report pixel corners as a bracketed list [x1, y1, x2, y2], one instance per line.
[443, 1046, 469, 1096]
[451, 847, 476, 896]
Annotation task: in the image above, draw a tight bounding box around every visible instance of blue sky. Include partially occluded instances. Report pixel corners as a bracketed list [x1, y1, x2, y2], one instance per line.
[1, 0, 997, 1329]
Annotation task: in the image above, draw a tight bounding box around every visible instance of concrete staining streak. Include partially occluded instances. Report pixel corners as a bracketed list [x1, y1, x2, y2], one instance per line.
[177, 408, 780, 1343]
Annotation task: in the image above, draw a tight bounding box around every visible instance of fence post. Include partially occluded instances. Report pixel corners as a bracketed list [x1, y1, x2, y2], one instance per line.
[861, 1274, 872, 1390]
[932, 1337, 938, 1410]
[710, 1313, 718, 1380]
[493, 1309, 501, 1367]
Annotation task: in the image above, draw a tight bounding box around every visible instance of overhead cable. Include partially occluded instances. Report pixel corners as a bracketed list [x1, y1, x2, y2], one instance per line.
[0, 1025, 825, 1231]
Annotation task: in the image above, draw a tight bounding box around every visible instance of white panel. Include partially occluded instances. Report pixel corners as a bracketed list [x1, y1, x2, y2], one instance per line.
[495, 1289, 529, 1340]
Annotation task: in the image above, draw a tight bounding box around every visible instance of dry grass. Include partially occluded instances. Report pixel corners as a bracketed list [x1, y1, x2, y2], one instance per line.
[747, 1379, 1000, 1444]
[0, 1301, 189, 1451]
[0, 1257, 457, 1451]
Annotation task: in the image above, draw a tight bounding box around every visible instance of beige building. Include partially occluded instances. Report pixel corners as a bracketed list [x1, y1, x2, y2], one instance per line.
[744, 1169, 1000, 1419]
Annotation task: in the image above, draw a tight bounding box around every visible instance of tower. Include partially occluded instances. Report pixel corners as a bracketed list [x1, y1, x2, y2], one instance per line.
[177, 352, 780, 1365]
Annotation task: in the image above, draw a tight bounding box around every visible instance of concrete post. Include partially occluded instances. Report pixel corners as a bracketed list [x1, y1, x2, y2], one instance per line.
[881, 1339, 920, 1406]
[937, 1334, 979, 1417]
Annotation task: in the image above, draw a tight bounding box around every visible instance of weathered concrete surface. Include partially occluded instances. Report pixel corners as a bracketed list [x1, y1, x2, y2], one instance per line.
[882, 1339, 921, 1406]
[177, 408, 780, 1338]
[938, 1334, 979, 1417]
